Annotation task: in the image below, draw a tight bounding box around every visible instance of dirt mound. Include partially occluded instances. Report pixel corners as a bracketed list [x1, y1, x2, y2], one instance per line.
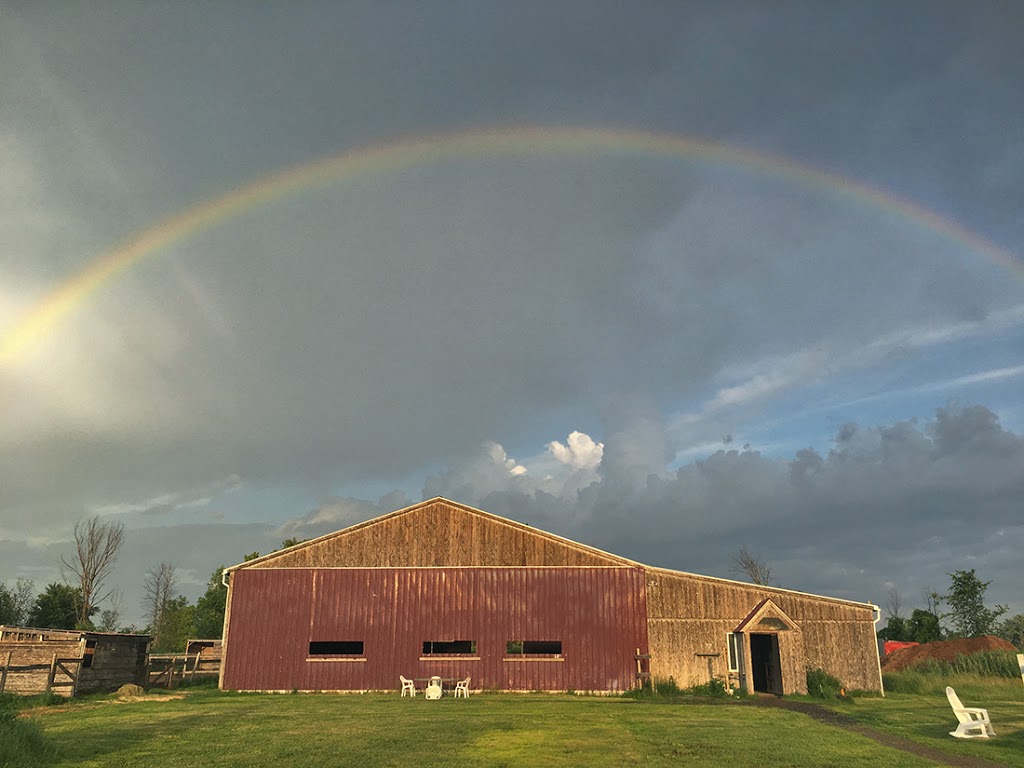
[117, 683, 146, 698]
[881, 635, 1016, 672]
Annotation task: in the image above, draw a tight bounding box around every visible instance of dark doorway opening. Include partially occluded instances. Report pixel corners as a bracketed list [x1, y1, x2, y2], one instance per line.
[749, 633, 781, 694]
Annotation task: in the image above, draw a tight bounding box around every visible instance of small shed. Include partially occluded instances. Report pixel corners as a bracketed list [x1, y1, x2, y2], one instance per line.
[184, 639, 223, 677]
[0, 626, 150, 696]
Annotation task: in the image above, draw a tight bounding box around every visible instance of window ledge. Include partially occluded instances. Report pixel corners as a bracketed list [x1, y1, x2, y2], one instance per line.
[503, 656, 565, 662]
[306, 657, 367, 663]
[418, 656, 481, 661]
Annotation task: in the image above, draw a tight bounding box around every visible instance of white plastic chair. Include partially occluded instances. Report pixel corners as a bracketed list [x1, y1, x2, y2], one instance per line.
[400, 675, 416, 697]
[425, 677, 443, 700]
[454, 676, 470, 698]
[946, 686, 995, 738]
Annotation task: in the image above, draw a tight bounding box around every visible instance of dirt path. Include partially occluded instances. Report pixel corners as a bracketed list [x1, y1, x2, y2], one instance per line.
[747, 697, 1007, 768]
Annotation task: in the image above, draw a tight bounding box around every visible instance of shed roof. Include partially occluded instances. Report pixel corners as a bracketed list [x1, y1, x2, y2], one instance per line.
[0, 625, 151, 642]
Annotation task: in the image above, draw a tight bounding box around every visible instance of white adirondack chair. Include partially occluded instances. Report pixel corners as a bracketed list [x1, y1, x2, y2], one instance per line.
[946, 686, 995, 738]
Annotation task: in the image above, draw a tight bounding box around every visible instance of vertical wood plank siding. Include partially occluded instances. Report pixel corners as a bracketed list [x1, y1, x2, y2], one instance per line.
[245, 499, 630, 570]
[646, 570, 881, 692]
[0, 634, 149, 695]
[221, 567, 648, 692]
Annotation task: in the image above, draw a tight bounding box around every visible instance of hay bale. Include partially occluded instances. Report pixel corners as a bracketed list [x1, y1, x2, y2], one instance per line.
[117, 683, 146, 697]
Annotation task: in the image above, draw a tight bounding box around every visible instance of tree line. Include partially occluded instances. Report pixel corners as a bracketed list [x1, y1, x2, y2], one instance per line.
[0, 516, 305, 653]
[730, 545, 1022, 649]
[877, 569, 1022, 648]
[4, 521, 1021, 652]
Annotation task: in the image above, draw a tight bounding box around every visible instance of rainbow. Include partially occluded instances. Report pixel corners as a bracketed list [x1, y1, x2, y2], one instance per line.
[2, 125, 1021, 365]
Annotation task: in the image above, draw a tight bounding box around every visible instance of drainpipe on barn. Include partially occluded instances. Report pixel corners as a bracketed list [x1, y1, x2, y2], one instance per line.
[871, 603, 885, 697]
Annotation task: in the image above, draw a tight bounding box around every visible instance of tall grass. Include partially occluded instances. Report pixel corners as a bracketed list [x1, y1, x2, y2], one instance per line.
[621, 676, 683, 700]
[0, 693, 60, 768]
[883, 650, 1024, 696]
[907, 650, 1021, 677]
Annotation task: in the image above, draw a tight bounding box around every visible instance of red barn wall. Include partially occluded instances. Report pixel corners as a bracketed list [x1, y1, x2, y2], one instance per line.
[221, 567, 648, 692]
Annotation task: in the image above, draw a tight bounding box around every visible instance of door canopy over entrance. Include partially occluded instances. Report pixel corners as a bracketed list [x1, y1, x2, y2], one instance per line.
[733, 598, 801, 634]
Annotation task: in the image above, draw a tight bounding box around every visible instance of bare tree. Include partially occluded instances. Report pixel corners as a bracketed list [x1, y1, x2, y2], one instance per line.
[98, 589, 125, 632]
[922, 587, 942, 616]
[730, 546, 775, 586]
[13, 577, 34, 626]
[885, 588, 904, 620]
[60, 516, 125, 627]
[142, 562, 178, 633]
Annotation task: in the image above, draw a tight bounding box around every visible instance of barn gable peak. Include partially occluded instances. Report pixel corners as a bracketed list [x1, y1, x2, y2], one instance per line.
[228, 497, 639, 571]
[733, 597, 801, 633]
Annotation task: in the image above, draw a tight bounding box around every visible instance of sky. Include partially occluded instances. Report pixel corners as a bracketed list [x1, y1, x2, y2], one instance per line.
[1, 2, 1022, 627]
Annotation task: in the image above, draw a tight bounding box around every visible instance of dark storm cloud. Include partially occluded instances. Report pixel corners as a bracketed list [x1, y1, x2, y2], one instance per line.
[413, 405, 1023, 612]
[2, 3, 1022, 623]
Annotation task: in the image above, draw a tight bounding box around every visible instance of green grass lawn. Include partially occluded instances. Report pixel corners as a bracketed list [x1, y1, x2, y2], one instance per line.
[17, 689, 956, 768]
[825, 677, 1024, 768]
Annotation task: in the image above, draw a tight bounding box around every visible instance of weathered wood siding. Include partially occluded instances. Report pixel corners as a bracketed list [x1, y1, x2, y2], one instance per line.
[246, 499, 629, 569]
[0, 633, 149, 696]
[76, 635, 149, 694]
[645, 570, 881, 693]
[0, 641, 80, 695]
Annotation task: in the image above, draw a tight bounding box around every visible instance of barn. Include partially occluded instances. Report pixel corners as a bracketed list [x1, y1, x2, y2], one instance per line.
[219, 498, 882, 695]
[0, 625, 150, 696]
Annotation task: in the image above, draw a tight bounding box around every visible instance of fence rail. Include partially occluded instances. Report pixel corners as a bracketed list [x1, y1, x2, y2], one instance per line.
[0, 651, 81, 695]
[147, 651, 221, 688]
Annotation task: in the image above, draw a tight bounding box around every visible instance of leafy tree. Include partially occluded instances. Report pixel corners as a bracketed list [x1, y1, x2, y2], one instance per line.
[150, 595, 196, 653]
[28, 583, 93, 629]
[193, 568, 227, 639]
[279, 537, 308, 549]
[0, 578, 36, 626]
[60, 516, 125, 627]
[0, 583, 17, 625]
[996, 614, 1024, 650]
[908, 609, 943, 643]
[877, 616, 909, 642]
[944, 569, 1007, 638]
[97, 590, 125, 632]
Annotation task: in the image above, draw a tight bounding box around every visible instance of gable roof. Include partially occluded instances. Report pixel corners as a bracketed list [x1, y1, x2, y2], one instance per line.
[226, 497, 878, 611]
[733, 597, 801, 633]
[227, 496, 642, 572]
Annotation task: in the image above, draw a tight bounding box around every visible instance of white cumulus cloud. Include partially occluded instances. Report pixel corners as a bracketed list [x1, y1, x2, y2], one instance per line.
[548, 431, 604, 470]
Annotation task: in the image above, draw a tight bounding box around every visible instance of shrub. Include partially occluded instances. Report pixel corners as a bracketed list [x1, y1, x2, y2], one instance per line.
[622, 676, 681, 700]
[688, 678, 729, 697]
[653, 677, 682, 696]
[806, 668, 843, 699]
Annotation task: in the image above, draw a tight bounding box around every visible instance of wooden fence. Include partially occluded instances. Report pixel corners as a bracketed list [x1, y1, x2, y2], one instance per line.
[147, 649, 221, 688]
[0, 650, 81, 695]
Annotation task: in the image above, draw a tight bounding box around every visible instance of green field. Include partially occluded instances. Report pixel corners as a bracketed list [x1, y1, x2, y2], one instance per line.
[823, 678, 1024, 768]
[9, 683, 1024, 768]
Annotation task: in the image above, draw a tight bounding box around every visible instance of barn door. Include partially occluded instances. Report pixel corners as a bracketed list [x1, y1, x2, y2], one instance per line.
[749, 633, 782, 695]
